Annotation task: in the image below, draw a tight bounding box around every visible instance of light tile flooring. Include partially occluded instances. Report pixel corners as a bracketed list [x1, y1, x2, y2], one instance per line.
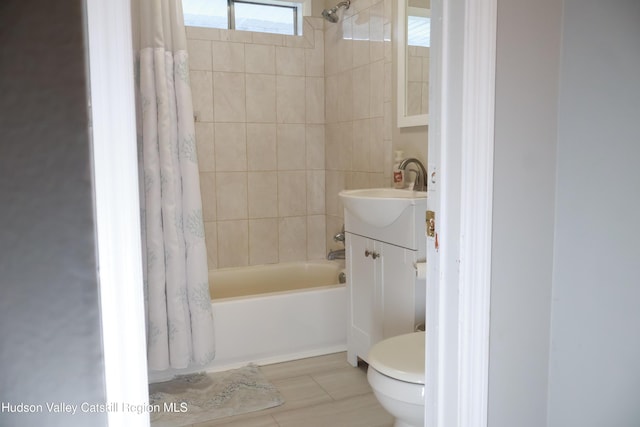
[186, 352, 394, 427]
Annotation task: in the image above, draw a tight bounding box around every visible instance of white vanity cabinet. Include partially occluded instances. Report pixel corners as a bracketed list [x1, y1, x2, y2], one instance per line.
[343, 194, 427, 367]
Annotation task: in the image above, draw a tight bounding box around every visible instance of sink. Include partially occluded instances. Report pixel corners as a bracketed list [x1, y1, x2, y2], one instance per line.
[339, 188, 427, 228]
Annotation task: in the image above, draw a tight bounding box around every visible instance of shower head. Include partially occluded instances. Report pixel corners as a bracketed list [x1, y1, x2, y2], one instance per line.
[322, 1, 351, 23]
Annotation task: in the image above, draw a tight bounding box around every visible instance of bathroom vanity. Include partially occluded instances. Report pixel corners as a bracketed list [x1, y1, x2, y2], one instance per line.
[339, 189, 427, 366]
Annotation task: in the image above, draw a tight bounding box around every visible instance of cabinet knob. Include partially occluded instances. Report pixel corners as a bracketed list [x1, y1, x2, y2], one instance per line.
[364, 249, 380, 259]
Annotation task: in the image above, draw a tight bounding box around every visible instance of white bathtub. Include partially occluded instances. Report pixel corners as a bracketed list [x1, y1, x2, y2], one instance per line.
[149, 260, 346, 382]
[207, 261, 347, 371]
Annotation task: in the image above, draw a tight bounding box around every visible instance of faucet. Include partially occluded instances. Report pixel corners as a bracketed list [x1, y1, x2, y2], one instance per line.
[327, 249, 345, 260]
[398, 158, 428, 192]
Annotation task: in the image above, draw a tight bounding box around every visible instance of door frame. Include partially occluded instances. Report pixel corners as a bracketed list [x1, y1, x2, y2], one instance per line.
[87, 0, 498, 425]
[86, 0, 150, 426]
[426, 0, 496, 426]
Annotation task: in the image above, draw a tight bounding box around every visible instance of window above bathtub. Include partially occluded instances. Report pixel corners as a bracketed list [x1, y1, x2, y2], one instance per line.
[182, 0, 304, 36]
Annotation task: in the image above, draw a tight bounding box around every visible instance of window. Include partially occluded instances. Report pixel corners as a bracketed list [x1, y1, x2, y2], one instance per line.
[407, 7, 431, 47]
[182, 0, 302, 36]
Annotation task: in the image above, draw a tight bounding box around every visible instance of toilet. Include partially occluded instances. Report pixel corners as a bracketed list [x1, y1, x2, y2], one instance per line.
[367, 331, 425, 427]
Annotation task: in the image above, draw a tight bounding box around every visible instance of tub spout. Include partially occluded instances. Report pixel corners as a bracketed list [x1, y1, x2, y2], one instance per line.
[327, 249, 345, 260]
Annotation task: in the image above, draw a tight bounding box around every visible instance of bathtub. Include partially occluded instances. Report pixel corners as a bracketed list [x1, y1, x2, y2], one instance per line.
[149, 260, 346, 382]
[208, 260, 346, 372]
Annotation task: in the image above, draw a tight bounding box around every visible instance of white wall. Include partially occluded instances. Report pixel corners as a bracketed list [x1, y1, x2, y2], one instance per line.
[488, 0, 562, 425]
[0, 1, 108, 426]
[547, 1, 640, 425]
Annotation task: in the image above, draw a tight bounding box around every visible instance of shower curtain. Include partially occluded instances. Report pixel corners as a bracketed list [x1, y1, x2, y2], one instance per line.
[133, 0, 215, 370]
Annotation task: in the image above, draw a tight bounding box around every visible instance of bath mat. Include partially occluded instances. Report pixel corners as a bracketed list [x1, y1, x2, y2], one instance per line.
[149, 364, 284, 427]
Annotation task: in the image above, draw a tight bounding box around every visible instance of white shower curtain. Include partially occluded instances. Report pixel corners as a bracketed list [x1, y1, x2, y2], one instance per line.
[133, 0, 215, 370]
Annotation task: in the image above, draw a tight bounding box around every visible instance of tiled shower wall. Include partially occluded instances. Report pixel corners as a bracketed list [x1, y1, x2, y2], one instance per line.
[324, 0, 394, 249]
[186, 0, 393, 268]
[186, 18, 327, 269]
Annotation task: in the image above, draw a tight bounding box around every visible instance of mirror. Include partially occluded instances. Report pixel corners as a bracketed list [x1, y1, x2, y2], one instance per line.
[397, 0, 430, 127]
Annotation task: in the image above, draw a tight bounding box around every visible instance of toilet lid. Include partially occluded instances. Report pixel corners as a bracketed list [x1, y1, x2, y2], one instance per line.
[368, 331, 425, 384]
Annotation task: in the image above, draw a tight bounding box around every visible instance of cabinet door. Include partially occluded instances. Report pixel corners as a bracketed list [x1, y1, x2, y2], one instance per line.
[379, 243, 417, 338]
[346, 234, 377, 365]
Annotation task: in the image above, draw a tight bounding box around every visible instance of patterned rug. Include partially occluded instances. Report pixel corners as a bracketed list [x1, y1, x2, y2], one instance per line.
[149, 364, 284, 426]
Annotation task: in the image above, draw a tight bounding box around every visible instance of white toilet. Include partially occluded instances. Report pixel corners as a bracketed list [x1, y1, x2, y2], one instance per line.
[367, 331, 425, 427]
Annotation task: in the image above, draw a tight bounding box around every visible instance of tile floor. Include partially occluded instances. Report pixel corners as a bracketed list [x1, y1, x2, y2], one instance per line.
[186, 352, 394, 427]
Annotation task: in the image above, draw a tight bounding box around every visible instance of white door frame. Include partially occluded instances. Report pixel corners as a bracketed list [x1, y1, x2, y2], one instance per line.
[86, 0, 150, 426]
[426, 0, 496, 426]
[87, 0, 497, 425]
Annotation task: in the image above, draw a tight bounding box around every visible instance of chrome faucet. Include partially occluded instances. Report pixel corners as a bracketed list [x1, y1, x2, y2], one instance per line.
[327, 249, 345, 260]
[398, 158, 428, 192]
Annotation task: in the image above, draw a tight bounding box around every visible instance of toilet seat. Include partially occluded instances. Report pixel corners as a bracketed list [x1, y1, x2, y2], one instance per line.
[368, 331, 425, 384]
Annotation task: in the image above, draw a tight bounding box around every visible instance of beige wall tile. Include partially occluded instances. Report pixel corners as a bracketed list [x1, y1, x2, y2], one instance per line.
[278, 171, 306, 216]
[204, 221, 218, 270]
[337, 122, 353, 171]
[214, 123, 247, 171]
[216, 172, 248, 220]
[190, 70, 213, 122]
[305, 31, 325, 77]
[245, 43, 276, 75]
[212, 41, 245, 72]
[383, 61, 392, 103]
[337, 71, 353, 122]
[246, 74, 277, 123]
[352, 65, 371, 120]
[188, 39, 212, 70]
[248, 172, 278, 219]
[407, 55, 422, 83]
[352, 119, 371, 172]
[324, 75, 339, 124]
[306, 77, 325, 124]
[220, 29, 253, 43]
[370, 117, 385, 173]
[325, 171, 347, 217]
[302, 19, 315, 46]
[276, 47, 306, 76]
[185, 26, 220, 41]
[278, 216, 307, 262]
[213, 72, 246, 122]
[383, 101, 392, 140]
[247, 123, 277, 171]
[352, 172, 370, 189]
[277, 124, 306, 170]
[186, 6, 404, 268]
[276, 76, 306, 123]
[306, 215, 327, 260]
[200, 172, 217, 221]
[307, 17, 324, 31]
[217, 220, 248, 268]
[370, 60, 384, 118]
[307, 170, 325, 215]
[352, 40, 369, 75]
[252, 32, 284, 46]
[306, 124, 325, 170]
[284, 34, 310, 49]
[249, 218, 279, 266]
[324, 123, 340, 171]
[195, 122, 215, 172]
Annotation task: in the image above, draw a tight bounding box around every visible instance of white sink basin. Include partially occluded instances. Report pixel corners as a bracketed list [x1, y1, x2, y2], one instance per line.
[339, 188, 427, 228]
